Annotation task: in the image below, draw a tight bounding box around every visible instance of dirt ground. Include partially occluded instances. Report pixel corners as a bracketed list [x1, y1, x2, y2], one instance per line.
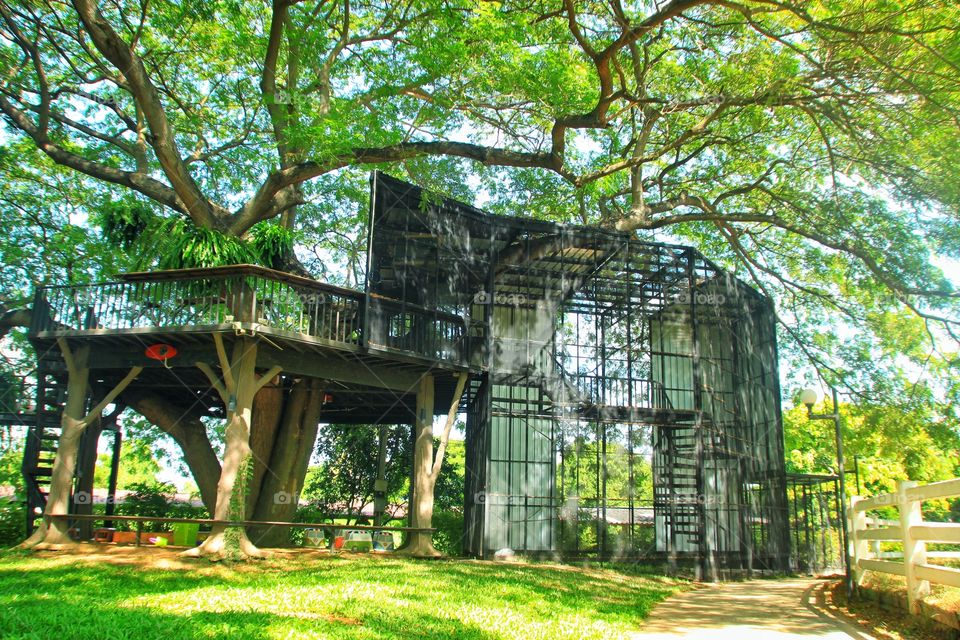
[13, 542, 357, 570]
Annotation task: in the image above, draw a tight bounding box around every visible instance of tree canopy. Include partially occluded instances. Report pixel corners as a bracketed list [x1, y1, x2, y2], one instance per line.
[1, 0, 957, 402]
[1, 0, 959, 523]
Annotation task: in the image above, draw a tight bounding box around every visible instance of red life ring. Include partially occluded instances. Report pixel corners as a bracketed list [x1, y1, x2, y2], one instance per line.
[145, 343, 178, 360]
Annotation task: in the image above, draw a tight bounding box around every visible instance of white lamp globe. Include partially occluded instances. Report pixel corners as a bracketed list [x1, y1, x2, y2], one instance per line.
[800, 388, 819, 409]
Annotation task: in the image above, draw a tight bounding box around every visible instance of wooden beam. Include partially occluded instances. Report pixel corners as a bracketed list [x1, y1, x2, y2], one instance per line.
[256, 349, 419, 392]
[906, 478, 960, 502]
[253, 365, 283, 394]
[80, 366, 142, 427]
[432, 373, 469, 479]
[67, 344, 218, 371]
[858, 559, 906, 576]
[213, 333, 235, 393]
[196, 362, 229, 405]
[911, 523, 960, 544]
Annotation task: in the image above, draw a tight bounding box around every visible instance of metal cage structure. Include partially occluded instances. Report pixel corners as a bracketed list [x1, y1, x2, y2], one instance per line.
[368, 173, 791, 578]
[16, 171, 791, 576]
[787, 473, 845, 575]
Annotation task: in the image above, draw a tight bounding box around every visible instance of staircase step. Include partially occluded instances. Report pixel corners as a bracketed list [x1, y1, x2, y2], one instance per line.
[31, 468, 53, 477]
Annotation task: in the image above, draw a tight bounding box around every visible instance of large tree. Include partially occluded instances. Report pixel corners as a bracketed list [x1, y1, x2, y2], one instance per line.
[1, 0, 958, 555]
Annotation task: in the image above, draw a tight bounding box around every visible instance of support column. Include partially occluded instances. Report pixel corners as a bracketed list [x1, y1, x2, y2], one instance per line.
[373, 425, 389, 526]
[105, 428, 122, 528]
[73, 419, 104, 540]
[848, 495, 868, 586]
[188, 336, 278, 559]
[899, 480, 930, 613]
[37, 346, 91, 546]
[21, 339, 141, 549]
[405, 374, 437, 556]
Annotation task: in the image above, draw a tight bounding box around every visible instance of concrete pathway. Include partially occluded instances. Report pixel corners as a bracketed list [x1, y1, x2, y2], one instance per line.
[635, 578, 875, 639]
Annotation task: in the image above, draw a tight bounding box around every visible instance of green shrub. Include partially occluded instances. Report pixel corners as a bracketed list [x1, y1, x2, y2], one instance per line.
[116, 482, 175, 531]
[166, 501, 209, 521]
[0, 498, 25, 547]
[431, 509, 464, 556]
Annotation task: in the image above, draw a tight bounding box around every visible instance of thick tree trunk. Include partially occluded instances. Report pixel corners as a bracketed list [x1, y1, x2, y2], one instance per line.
[125, 392, 222, 514]
[249, 378, 323, 546]
[402, 374, 440, 557]
[124, 357, 319, 552]
[21, 343, 91, 549]
[400, 373, 467, 558]
[129, 379, 320, 546]
[21, 343, 141, 550]
[246, 381, 284, 518]
[23, 416, 86, 548]
[184, 338, 263, 560]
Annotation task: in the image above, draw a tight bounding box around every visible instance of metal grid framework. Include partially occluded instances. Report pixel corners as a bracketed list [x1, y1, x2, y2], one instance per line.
[369, 173, 791, 577]
[787, 473, 845, 575]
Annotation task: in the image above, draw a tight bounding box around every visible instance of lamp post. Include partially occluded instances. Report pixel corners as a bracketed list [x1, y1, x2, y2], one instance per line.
[801, 386, 852, 597]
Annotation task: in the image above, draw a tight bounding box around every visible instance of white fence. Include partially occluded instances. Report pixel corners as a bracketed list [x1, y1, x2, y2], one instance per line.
[848, 478, 960, 613]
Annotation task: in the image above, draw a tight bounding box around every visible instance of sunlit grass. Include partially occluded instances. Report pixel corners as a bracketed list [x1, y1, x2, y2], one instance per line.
[0, 551, 686, 639]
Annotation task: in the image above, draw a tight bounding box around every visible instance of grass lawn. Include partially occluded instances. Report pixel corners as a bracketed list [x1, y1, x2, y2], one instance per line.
[0, 547, 687, 639]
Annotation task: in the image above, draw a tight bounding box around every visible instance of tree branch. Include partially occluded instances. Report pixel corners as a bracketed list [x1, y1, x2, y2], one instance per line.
[430, 372, 467, 480]
[0, 307, 31, 339]
[81, 366, 142, 427]
[196, 361, 229, 405]
[69, 0, 224, 227]
[233, 141, 555, 234]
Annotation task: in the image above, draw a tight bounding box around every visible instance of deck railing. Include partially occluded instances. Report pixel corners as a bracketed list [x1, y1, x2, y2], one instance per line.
[30, 265, 465, 366]
[848, 478, 960, 613]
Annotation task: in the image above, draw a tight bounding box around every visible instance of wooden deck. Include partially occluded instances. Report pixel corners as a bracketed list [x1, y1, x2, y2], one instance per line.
[27, 264, 474, 423]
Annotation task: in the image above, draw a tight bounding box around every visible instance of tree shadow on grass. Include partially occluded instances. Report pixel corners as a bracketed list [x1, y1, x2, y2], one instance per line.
[0, 586, 497, 640]
[0, 553, 679, 638]
[423, 562, 683, 623]
[0, 560, 499, 640]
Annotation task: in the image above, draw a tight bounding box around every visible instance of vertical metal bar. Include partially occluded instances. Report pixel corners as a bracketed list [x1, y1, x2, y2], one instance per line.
[687, 249, 710, 579]
[104, 429, 122, 528]
[803, 483, 811, 567]
[790, 482, 800, 571]
[832, 387, 853, 598]
[818, 487, 828, 571]
[765, 299, 791, 571]
[594, 420, 600, 557]
[361, 174, 378, 348]
[600, 420, 607, 559]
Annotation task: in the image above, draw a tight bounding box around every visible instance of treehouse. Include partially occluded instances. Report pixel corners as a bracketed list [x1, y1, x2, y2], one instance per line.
[18, 172, 791, 576]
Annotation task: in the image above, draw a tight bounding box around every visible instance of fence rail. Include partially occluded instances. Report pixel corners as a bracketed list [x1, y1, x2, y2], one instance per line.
[47, 513, 433, 548]
[30, 264, 465, 366]
[849, 478, 960, 613]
